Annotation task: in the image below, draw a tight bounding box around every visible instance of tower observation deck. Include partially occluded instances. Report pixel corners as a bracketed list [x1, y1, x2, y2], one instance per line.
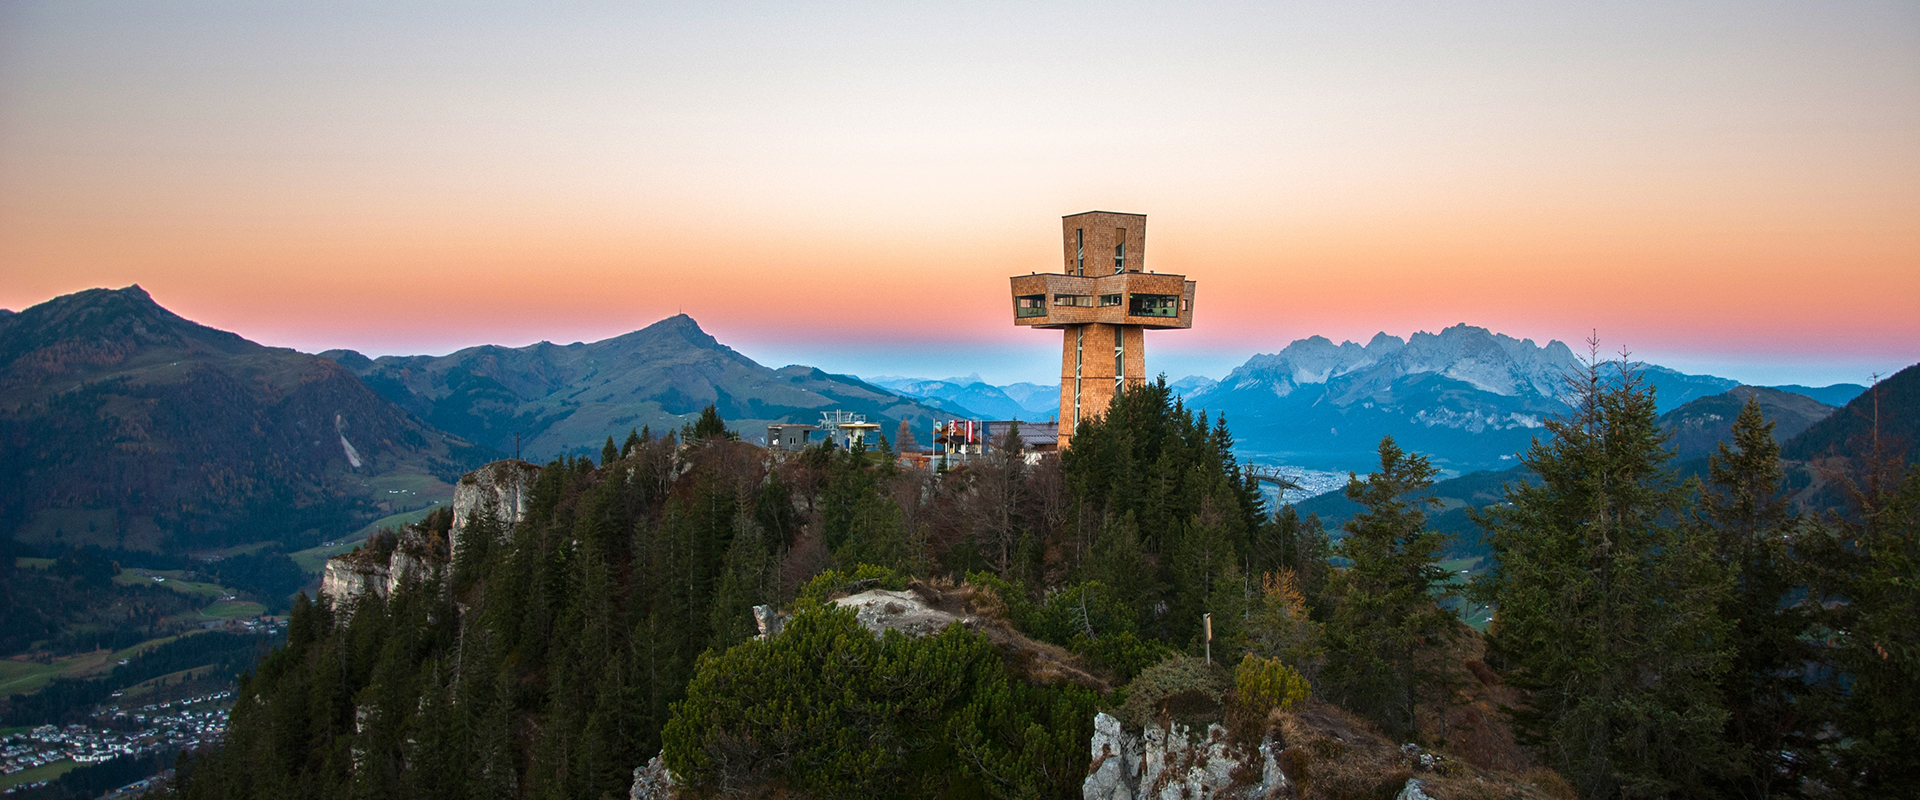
[1009, 211, 1195, 450]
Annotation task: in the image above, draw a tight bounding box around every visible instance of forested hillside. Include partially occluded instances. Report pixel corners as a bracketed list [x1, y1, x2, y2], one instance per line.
[165, 365, 1919, 799]
[0, 286, 492, 555]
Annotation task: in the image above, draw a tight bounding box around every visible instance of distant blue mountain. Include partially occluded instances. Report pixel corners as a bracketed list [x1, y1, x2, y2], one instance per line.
[1656, 386, 1838, 462]
[863, 375, 1036, 421]
[1763, 383, 1867, 407]
[1184, 325, 1740, 474]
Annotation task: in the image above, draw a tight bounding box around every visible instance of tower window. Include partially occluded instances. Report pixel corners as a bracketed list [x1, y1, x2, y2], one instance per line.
[1114, 228, 1126, 274]
[1097, 293, 1122, 307]
[1075, 229, 1084, 275]
[1053, 294, 1093, 307]
[1129, 293, 1179, 317]
[1015, 294, 1047, 317]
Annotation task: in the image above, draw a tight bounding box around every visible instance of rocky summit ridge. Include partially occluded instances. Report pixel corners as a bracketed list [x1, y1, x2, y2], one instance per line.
[1227, 325, 1576, 403]
[1187, 324, 1740, 473]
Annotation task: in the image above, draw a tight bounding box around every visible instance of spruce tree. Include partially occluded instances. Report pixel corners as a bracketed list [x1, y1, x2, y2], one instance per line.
[1800, 457, 1920, 791]
[1169, 506, 1245, 658]
[1702, 397, 1814, 798]
[1474, 353, 1732, 799]
[895, 419, 918, 453]
[1253, 505, 1330, 607]
[1319, 436, 1454, 739]
[691, 404, 729, 441]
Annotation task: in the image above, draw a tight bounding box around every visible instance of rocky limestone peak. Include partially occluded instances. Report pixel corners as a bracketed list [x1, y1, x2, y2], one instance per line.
[1222, 324, 1576, 403]
[1345, 324, 1572, 399]
[1228, 335, 1374, 396]
[1366, 331, 1406, 354]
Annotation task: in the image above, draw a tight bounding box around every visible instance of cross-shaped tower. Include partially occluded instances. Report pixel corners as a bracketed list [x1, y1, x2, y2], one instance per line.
[1009, 211, 1195, 449]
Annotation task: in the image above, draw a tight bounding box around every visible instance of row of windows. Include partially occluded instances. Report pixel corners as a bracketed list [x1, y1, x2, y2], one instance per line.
[1014, 293, 1187, 317]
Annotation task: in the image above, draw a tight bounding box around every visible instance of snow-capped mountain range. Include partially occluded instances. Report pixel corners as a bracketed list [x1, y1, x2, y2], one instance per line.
[1183, 324, 1744, 473]
[1226, 326, 1576, 404]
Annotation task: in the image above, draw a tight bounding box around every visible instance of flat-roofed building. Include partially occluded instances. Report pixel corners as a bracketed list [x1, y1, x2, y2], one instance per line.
[983, 420, 1060, 454]
[766, 423, 818, 451]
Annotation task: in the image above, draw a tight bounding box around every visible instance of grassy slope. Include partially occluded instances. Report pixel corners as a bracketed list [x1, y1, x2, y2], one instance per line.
[0, 759, 81, 791]
[0, 633, 203, 696]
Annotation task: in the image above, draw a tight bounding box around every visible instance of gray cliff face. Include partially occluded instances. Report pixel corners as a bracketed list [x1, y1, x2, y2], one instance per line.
[1083, 711, 1287, 800]
[321, 458, 536, 613]
[317, 528, 442, 614]
[319, 557, 390, 607]
[449, 459, 540, 562]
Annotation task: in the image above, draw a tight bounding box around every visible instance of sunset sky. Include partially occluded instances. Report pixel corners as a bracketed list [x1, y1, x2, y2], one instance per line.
[2, 2, 1915, 387]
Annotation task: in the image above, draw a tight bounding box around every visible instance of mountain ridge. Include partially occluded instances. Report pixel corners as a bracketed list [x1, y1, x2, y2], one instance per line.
[0, 286, 487, 553]
[326, 314, 953, 459]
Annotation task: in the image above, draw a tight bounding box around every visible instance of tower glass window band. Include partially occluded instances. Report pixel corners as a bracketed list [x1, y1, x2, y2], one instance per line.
[1075, 229, 1085, 275]
[1114, 228, 1126, 273]
[1128, 294, 1179, 317]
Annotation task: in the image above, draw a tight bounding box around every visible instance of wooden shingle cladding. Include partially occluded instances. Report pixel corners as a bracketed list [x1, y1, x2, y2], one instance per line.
[1010, 211, 1196, 450]
[1058, 211, 1147, 276]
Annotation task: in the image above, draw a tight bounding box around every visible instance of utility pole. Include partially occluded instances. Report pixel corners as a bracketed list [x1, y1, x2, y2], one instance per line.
[1204, 612, 1213, 665]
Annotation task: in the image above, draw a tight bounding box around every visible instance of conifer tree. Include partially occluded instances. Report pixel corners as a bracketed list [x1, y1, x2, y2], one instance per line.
[895, 419, 918, 453]
[1702, 397, 1814, 798]
[708, 512, 773, 650]
[1474, 353, 1732, 799]
[691, 404, 729, 441]
[1245, 569, 1326, 685]
[1800, 454, 1920, 791]
[1319, 436, 1454, 739]
[1084, 512, 1155, 624]
[1169, 501, 1245, 655]
[1253, 505, 1330, 607]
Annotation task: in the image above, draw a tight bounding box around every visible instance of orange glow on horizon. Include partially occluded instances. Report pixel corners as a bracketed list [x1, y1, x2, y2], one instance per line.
[2, 3, 1914, 384]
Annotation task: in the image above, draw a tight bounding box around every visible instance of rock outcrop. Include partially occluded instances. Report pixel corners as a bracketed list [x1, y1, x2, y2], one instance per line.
[319, 556, 390, 607]
[628, 754, 678, 800]
[449, 459, 540, 561]
[831, 589, 977, 637]
[1083, 711, 1286, 800]
[320, 459, 535, 613]
[318, 527, 445, 614]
